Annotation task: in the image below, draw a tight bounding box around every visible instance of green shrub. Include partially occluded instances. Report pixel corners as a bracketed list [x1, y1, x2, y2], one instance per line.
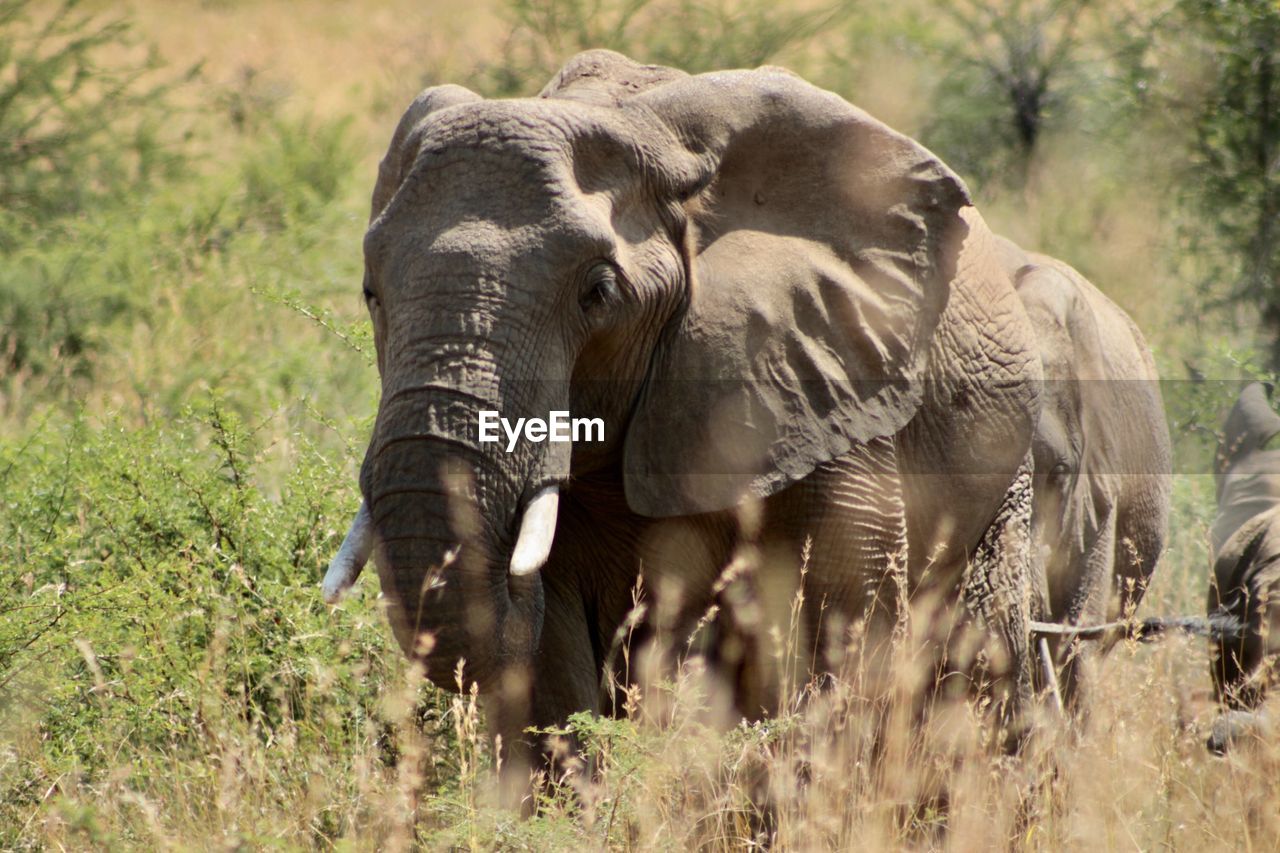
[0, 402, 459, 847]
[0, 108, 366, 423]
[1174, 0, 1280, 368]
[240, 115, 357, 232]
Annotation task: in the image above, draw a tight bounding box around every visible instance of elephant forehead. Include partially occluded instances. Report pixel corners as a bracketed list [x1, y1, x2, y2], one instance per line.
[407, 98, 654, 183]
[415, 98, 581, 152]
[366, 173, 617, 279]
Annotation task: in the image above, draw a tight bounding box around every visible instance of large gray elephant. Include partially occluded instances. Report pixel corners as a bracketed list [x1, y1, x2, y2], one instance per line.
[1205, 382, 1280, 751]
[996, 240, 1172, 713]
[321, 50, 1043, 784]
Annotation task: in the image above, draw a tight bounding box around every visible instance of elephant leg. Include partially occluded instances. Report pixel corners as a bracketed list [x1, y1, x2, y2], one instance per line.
[1207, 708, 1272, 754]
[958, 452, 1034, 746]
[747, 436, 909, 716]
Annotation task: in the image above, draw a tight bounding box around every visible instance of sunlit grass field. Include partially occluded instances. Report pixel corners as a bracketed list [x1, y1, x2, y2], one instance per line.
[2, 0, 1277, 848]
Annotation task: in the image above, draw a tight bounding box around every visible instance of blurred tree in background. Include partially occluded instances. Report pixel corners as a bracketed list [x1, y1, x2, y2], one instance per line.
[931, 0, 1091, 164]
[918, 0, 1160, 188]
[1177, 0, 1280, 368]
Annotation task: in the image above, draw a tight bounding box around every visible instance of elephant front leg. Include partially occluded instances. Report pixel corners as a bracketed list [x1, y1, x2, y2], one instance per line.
[747, 436, 911, 715]
[959, 452, 1035, 748]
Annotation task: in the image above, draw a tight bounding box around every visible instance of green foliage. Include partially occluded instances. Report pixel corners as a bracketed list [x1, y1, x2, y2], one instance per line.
[240, 115, 357, 231]
[478, 0, 847, 96]
[0, 9, 383, 842]
[914, 1, 1167, 190]
[0, 403, 455, 848]
[0, 0, 181, 246]
[0, 108, 363, 419]
[1177, 0, 1280, 367]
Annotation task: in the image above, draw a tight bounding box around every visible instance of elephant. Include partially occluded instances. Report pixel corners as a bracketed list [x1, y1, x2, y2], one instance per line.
[994, 239, 1172, 714]
[1205, 381, 1280, 752]
[320, 49, 1044, 789]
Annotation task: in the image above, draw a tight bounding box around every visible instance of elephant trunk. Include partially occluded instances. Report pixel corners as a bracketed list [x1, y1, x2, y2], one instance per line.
[359, 376, 563, 691]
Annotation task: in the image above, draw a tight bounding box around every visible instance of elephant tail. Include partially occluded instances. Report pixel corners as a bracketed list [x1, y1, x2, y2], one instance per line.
[1029, 612, 1246, 643]
[1131, 612, 1247, 642]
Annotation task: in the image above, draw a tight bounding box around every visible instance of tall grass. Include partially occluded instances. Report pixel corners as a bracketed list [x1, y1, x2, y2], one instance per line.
[1, 0, 1276, 848]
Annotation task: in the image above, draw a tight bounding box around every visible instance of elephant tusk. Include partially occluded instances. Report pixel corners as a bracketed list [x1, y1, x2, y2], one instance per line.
[322, 501, 374, 604]
[509, 485, 559, 577]
[1038, 636, 1065, 717]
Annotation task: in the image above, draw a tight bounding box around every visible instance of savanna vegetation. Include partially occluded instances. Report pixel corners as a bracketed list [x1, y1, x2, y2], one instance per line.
[1, 0, 1278, 848]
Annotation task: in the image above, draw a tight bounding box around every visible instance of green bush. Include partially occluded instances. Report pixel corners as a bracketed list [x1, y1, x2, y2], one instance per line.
[1174, 0, 1280, 368]
[0, 403, 461, 847]
[240, 115, 357, 232]
[0, 108, 365, 422]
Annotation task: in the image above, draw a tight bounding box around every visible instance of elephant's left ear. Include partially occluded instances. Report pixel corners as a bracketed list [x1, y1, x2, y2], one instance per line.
[621, 69, 971, 517]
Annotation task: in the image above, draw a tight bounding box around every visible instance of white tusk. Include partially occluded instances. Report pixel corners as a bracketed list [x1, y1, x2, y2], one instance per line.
[1038, 636, 1065, 717]
[509, 485, 559, 577]
[322, 501, 374, 604]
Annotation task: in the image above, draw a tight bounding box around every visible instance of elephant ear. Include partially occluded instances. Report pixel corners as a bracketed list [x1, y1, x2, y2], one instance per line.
[1015, 263, 1104, 384]
[369, 84, 482, 223]
[620, 69, 972, 517]
[1219, 382, 1280, 475]
[1015, 263, 1106, 463]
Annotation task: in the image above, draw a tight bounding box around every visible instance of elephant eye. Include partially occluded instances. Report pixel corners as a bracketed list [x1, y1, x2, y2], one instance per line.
[363, 287, 380, 312]
[580, 263, 622, 314]
[1049, 461, 1072, 480]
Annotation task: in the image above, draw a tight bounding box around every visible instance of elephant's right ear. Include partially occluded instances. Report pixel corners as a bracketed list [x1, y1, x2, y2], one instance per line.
[620, 69, 971, 517]
[369, 85, 482, 223]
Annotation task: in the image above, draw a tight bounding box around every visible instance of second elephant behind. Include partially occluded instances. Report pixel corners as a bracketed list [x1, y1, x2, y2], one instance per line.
[999, 238, 1172, 712]
[1206, 382, 1280, 751]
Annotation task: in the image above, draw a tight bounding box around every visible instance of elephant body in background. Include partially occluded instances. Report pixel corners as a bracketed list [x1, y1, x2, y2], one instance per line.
[324, 50, 1043, 786]
[1206, 382, 1280, 751]
[998, 238, 1172, 712]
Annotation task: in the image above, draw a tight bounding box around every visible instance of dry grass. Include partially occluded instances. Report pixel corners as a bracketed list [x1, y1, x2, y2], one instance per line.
[16, 495, 1280, 850]
[105, 0, 502, 139]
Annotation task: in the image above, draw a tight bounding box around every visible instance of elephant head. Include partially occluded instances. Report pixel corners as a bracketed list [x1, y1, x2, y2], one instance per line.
[1212, 381, 1280, 554]
[1016, 264, 1111, 620]
[1014, 260, 1169, 630]
[324, 51, 972, 693]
